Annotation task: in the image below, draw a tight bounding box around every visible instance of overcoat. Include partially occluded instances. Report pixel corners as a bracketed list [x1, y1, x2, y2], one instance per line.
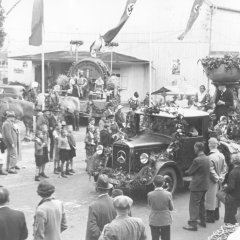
[85, 194, 116, 240]
[205, 149, 227, 210]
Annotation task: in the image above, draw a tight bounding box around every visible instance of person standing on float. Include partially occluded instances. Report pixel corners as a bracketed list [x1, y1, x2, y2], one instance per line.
[214, 84, 233, 122]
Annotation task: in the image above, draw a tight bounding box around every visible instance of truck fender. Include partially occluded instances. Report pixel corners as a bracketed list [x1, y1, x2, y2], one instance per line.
[148, 160, 183, 185]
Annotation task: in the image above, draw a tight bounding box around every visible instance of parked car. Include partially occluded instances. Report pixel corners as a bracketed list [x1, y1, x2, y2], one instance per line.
[107, 108, 210, 193]
[0, 84, 24, 100]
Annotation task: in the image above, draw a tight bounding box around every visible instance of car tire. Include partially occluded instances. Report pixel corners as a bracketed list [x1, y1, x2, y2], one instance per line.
[158, 167, 177, 194]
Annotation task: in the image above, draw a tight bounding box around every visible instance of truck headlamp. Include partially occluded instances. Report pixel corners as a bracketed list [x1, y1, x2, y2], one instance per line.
[140, 153, 149, 164]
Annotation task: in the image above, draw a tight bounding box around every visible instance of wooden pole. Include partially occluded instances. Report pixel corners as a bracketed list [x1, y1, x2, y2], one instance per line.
[41, 23, 45, 110]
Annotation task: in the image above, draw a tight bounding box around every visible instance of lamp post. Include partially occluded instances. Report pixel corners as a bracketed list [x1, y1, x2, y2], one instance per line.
[70, 40, 84, 62]
[106, 42, 119, 74]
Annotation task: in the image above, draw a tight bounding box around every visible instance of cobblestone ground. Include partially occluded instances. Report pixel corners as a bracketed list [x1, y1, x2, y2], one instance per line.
[0, 127, 224, 240]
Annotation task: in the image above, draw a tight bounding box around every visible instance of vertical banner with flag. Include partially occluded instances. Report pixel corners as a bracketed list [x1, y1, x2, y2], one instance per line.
[178, 0, 205, 40]
[90, 0, 137, 57]
[29, 0, 44, 46]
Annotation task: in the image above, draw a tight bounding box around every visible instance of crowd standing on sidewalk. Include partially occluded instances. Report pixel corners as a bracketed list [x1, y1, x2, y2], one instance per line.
[0, 88, 240, 240]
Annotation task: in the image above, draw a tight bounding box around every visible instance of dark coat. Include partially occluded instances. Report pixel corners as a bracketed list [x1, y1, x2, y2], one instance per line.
[225, 166, 240, 199]
[100, 129, 112, 148]
[0, 206, 28, 240]
[215, 89, 234, 120]
[85, 194, 117, 240]
[186, 153, 210, 191]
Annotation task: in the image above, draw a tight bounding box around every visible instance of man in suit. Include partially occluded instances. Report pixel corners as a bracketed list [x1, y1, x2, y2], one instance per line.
[85, 174, 117, 240]
[183, 142, 210, 231]
[2, 111, 18, 174]
[214, 84, 233, 122]
[148, 175, 174, 240]
[0, 187, 28, 240]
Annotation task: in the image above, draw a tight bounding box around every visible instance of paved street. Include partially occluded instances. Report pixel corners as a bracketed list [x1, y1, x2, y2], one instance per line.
[0, 128, 224, 240]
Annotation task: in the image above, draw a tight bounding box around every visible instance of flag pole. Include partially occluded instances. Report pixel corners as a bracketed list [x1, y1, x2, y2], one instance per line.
[41, 22, 45, 110]
[149, 12, 153, 107]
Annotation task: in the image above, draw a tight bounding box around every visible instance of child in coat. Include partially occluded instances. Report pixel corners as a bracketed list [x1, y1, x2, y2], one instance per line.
[34, 130, 45, 181]
[41, 124, 49, 178]
[67, 125, 76, 174]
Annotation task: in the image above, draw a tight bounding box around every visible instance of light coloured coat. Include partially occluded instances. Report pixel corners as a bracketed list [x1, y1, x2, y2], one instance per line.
[147, 188, 174, 227]
[205, 149, 228, 210]
[33, 197, 67, 240]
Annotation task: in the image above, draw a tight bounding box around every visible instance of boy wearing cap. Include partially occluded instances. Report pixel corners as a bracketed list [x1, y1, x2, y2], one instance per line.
[86, 174, 116, 240]
[99, 195, 147, 240]
[148, 175, 174, 240]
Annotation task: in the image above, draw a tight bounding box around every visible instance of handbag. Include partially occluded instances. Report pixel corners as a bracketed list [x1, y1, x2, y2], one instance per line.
[216, 188, 226, 204]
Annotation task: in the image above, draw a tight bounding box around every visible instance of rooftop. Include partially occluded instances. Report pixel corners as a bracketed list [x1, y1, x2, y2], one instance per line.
[9, 51, 149, 65]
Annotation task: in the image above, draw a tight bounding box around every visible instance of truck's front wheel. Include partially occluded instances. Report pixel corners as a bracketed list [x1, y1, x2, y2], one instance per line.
[158, 167, 177, 194]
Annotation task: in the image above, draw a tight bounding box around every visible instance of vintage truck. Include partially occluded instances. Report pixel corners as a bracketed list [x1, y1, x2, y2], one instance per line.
[105, 108, 211, 193]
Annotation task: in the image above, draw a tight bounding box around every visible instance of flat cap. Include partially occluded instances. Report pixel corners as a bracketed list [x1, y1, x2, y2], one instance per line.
[113, 195, 133, 210]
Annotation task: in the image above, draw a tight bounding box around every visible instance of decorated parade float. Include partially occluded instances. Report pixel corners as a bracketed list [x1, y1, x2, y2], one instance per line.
[56, 57, 120, 118]
[92, 106, 210, 194]
[199, 55, 240, 240]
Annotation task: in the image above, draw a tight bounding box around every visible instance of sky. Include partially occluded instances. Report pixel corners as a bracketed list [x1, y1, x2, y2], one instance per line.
[2, 0, 240, 55]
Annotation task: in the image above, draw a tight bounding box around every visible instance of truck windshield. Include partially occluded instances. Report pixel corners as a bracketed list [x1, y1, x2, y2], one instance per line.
[140, 115, 176, 136]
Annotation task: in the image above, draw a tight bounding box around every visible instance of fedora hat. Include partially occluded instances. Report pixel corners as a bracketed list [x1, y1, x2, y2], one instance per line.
[96, 174, 113, 190]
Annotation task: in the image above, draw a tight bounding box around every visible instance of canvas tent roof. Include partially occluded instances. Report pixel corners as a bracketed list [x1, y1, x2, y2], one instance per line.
[9, 51, 149, 65]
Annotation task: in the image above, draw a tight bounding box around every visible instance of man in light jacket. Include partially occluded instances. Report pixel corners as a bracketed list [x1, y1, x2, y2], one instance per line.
[2, 111, 18, 174]
[148, 175, 174, 240]
[205, 137, 228, 223]
[33, 180, 67, 240]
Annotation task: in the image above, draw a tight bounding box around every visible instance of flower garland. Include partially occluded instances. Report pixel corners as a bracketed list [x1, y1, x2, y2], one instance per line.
[93, 105, 189, 190]
[208, 223, 239, 240]
[199, 55, 240, 72]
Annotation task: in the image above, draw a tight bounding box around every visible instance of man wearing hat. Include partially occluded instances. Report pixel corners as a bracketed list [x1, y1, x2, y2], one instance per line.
[183, 142, 210, 231]
[115, 105, 125, 129]
[205, 137, 227, 223]
[99, 195, 147, 240]
[33, 180, 67, 240]
[2, 111, 18, 174]
[0, 186, 28, 240]
[86, 174, 116, 240]
[148, 175, 174, 240]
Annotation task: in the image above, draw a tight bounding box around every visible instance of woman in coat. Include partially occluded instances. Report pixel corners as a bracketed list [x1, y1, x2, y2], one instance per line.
[224, 153, 240, 224]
